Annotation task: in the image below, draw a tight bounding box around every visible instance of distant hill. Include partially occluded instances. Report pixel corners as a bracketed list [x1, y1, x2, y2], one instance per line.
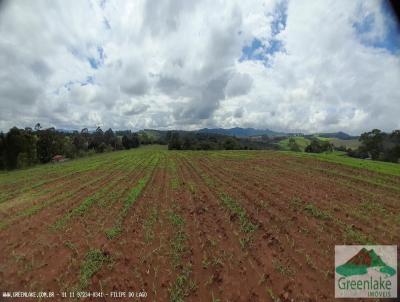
[316, 131, 358, 140]
[278, 136, 311, 151]
[137, 129, 170, 144]
[279, 135, 361, 151]
[197, 127, 286, 137]
[138, 129, 167, 139]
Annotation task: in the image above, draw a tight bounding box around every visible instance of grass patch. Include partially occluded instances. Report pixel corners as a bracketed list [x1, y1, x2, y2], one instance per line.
[219, 193, 257, 249]
[105, 226, 121, 240]
[9, 169, 123, 228]
[358, 200, 387, 217]
[166, 205, 196, 301]
[304, 204, 331, 220]
[171, 178, 179, 190]
[278, 136, 310, 151]
[143, 206, 159, 243]
[18, 191, 71, 218]
[168, 157, 180, 190]
[78, 249, 110, 290]
[343, 226, 372, 245]
[202, 174, 215, 187]
[105, 175, 150, 239]
[187, 181, 196, 194]
[272, 258, 295, 277]
[290, 151, 400, 177]
[168, 208, 187, 267]
[208, 151, 256, 160]
[53, 195, 97, 230]
[168, 265, 197, 302]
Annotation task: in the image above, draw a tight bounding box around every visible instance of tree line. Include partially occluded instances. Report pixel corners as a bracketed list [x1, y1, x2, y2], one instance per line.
[304, 138, 334, 153]
[301, 129, 400, 164]
[347, 129, 400, 163]
[167, 131, 281, 150]
[3, 125, 398, 170]
[0, 124, 140, 170]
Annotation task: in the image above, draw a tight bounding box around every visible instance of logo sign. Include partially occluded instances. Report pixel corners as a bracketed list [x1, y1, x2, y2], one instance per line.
[335, 245, 397, 298]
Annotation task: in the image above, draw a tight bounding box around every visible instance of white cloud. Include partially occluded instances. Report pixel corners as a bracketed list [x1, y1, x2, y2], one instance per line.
[0, 0, 399, 134]
[225, 72, 253, 98]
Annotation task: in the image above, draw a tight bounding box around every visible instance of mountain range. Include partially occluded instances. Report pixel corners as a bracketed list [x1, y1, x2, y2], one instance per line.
[198, 127, 290, 137]
[198, 127, 357, 139]
[57, 127, 357, 140]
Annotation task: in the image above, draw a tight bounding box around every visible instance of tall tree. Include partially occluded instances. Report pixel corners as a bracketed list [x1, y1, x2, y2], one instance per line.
[288, 137, 301, 152]
[73, 133, 87, 152]
[0, 132, 5, 169]
[122, 133, 140, 149]
[104, 128, 117, 149]
[4, 127, 23, 169]
[34, 123, 42, 131]
[168, 132, 182, 150]
[359, 129, 386, 160]
[37, 128, 63, 163]
[3, 127, 37, 169]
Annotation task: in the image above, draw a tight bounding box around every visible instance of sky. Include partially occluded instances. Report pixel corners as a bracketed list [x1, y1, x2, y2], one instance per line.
[0, 0, 399, 135]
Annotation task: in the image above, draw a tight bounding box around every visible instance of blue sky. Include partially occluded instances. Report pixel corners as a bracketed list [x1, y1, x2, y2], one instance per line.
[353, 1, 400, 54]
[242, 0, 400, 66]
[88, 46, 105, 69]
[240, 0, 287, 64]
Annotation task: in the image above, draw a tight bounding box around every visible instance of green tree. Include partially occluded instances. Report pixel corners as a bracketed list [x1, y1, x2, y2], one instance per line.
[4, 127, 23, 169]
[3, 127, 37, 169]
[391, 130, 400, 161]
[34, 123, 42, 131]
[122, 133, 140, 149]
[223, 137, 238, 150]
[168, 132, 182, 150]
[104, 128, 116, 149]
[63, 136, 78, 158]
[139, 132, 153, 145]
[73, 133, 88, 153]
[305, 139, 333, 153]
[37, 128, 64, 163]
[0, 132, 5, 169]
[288, 138, 301, 152]
[359, 129, 386, 160]
[182, 136, 194, 150]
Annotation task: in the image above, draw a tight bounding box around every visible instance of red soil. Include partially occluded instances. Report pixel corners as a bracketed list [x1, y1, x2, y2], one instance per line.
[0, 151, 399, 301]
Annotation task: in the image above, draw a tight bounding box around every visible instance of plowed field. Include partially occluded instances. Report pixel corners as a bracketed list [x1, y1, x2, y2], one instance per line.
[1, 149, 399, 301]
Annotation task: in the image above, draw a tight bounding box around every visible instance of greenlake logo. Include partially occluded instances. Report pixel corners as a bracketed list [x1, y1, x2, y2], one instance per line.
[335, 245, 397, 298]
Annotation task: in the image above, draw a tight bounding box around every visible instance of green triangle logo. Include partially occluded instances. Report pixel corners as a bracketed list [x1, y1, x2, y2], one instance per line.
[336, 248, 396, 277]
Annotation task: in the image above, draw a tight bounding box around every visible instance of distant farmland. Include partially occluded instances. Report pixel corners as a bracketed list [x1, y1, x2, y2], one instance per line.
[0, 148, 399, 301]
[278, 136, 310, 151]
[278, 136, 361, 151]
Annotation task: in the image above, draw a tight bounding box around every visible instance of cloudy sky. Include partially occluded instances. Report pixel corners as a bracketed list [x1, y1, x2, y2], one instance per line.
[0, 0, 399, 134]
